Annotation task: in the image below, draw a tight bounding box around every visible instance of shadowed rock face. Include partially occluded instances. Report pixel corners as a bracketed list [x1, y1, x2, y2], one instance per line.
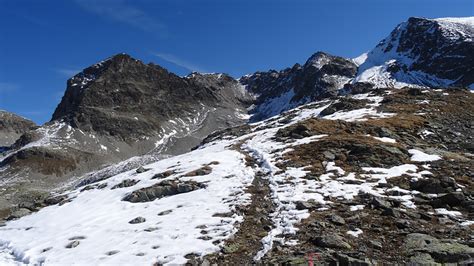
[52, 54, 251, 140]
[392, 17, 474, 85]
[240, 52, 357, 121]
[0, 111, 37, 147]
[358, 17, 474, 88]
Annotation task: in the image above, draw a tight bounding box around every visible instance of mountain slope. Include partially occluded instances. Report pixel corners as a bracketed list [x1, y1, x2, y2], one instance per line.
[1, 87, 472, 265]
[0, 54, 251, 214]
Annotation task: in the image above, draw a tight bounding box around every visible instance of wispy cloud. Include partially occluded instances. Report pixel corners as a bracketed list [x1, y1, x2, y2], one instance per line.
[0, 82, 19, 93]
[152, 52, 206, 73]
[55, 68, 81, 77]
[74, 0, 167, 37]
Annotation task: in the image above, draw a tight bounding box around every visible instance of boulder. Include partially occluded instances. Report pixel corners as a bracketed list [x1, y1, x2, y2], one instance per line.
[123, 180, 206, 203]
[312, 234, 351, 249]
[404, 233, 474, 263]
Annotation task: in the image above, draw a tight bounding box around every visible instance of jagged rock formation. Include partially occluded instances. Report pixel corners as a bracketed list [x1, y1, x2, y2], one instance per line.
[0, 111, 36, 148]
[52, 54, 251, 140]
[241, 52, 357, 121]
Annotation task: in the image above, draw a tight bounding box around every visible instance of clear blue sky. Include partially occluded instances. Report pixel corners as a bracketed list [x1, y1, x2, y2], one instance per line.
[1, 0, 472, 124]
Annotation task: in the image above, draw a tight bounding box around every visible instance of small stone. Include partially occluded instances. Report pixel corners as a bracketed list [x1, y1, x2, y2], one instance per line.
[136, 166, 150, 173]
[323, 151, 336, 160]
[105, 250, 120, 256]
[295, 200, 319, 210]
[158, 210, 173, 216]
[369, 240, 383, 250]
[382, 208, 401, 218]
[68, 236, 86, 240]
[129, 216, 146, 224]
[328, 214, 346, 225]
[223, 243, 240, 254]
[371, 197, 392, 209]
[65, 240, 80, 249]
[396, 219, 410, 229]
[111, 179, 139, 189]
[144, 227, 160, 232]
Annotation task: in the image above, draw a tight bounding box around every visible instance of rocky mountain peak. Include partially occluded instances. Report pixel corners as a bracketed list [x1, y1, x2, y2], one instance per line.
[356, 17, 474, 88]
[0, 110, 37, 147]
[304, 51, 333, 69]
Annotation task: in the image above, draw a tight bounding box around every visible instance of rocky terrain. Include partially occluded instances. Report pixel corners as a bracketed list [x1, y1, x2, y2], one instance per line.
[0, 54, 253, 214]
[0, 16, 473, 265]
[0, 111, 36, 148]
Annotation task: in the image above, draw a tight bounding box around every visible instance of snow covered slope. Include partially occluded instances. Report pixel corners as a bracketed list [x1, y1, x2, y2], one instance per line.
[355, 17, 474, 88]
[1, 87, 473, 265]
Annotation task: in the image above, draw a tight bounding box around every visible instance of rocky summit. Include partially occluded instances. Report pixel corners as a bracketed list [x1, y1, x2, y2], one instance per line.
[0, 16, 473, 265]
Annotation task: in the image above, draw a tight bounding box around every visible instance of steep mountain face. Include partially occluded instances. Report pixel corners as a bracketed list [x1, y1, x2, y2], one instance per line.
[52, 54, 250, 140]
[356, 17, 474, 88]
[0, 111, 36, 148]
[241, 52, 357, 121]
[0, 54, 251, 212]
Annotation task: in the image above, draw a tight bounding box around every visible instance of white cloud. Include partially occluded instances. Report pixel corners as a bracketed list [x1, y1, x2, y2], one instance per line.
[153, 52, 206, 73]
[55, 68, 81, 77]
[75, 0, 167, 36]
[0, 82, 19, 93]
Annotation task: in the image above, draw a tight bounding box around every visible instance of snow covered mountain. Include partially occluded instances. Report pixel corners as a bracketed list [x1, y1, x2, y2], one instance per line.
[240, 17, 473, 121]
[0, 16, 473, 265]
[355, 17, 474, 88]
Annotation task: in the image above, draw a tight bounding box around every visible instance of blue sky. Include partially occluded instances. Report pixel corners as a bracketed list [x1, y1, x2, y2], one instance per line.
[1, 0, 472, 124]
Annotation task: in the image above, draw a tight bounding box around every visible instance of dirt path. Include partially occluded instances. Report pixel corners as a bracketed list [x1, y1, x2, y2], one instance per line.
[189, 142, 275, 264]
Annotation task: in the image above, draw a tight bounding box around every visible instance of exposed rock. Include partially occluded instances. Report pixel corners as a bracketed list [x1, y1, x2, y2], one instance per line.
[111, 179, 139, 190]
[295, 200, 321, 210]
[312, 234, 352, 249]
[410, 177, 457, 194]
[7, 208, 31, 220]
[183, 165, 212, 177]
[320, 97, 369, 116]
[404, 233, 474, 263]
[371, 197, 392, 210]
[128, 217, 146, 224]
[152, 170, 176, 179]
[136, 167, 150, 174]
[123, 180, 206, 203]
[65, 241, 80, 249]
[430, 192, 465, 208]
[0, 110, 37, 147]
[328, 214, 346, 225]
[336, 254, 371, 266]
